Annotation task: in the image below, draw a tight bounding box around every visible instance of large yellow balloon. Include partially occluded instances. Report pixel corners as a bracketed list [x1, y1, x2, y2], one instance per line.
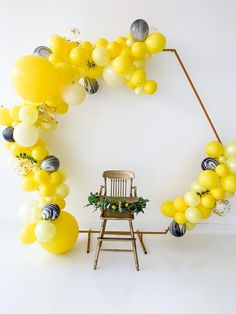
[145, 33, 166, 53]
[221, 175, 236, 192]
[19, 223, 36, 244]
[40, 211, 79, 254]
[112, 56, 132, 75]
[12, 55, 59, 102]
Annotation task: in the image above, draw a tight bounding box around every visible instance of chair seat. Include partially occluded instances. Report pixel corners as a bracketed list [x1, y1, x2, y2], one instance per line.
[105, 196, 139, 203]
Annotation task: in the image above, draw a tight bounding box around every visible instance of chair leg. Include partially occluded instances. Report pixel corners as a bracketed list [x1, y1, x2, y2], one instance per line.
[93, 219, 107, 270]
[129, 221, 139, 271]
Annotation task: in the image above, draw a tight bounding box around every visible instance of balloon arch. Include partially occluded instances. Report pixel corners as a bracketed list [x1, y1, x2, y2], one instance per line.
[0, 19, 236, 253]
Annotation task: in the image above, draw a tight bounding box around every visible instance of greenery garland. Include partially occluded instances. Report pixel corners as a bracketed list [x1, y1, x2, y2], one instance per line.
[86, 192, 149, 215]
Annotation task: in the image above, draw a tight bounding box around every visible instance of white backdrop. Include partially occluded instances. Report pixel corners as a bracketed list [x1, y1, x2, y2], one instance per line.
[0, 0, 235, 233]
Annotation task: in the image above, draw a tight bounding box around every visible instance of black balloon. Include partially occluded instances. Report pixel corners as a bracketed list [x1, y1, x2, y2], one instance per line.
[84, 78, 99, 94]
[130, 19, 149, 41]
[169, 220, 186, 237]
[33, 46, 52, 58]
[41, 155, 60, 172]
[2, 127, 15, 142]
[201, 157, 219, 170]
[41, 204, 60, 220]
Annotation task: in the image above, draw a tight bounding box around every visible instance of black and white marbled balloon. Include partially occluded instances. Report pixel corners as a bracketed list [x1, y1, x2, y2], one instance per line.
[169, 220, 186, 237]
[41, 155, 60, 172]
[33, 46, 52, 58]
[201, 157, 219, 170]
[130, 19, 149, 41]
[2, 127, 15, 142]
[41, 204, 60, 220]
[84, 78, 99, 94]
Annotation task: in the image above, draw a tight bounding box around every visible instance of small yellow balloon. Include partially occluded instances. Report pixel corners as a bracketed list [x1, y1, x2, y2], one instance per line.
[12, 55, 59, 102]
[94, 38, 108, 48]
[174, 211, 187, 224]
[9, 106, 21, 122]
[184, 191, 201, 207]
[116, 36, 127, 47]
[9, 142, 28, 156]
[0, 107, 13, 126]
[131, 42, 147, 59]
[69, 47, 88, 67]
[50, 171, 63, 185]
[39, 184, 56, 197]
[19, 223, 37, 244]
[55, 102, 69, 115]
[161, 201, 176, 217]
[130, 69, 146, 87]
[199, 170, 219, 189]
[215, 164, 230, 177]
[186, 221, 196, 231]
[55, 63, 75, 86]
[34, 170, 50, 184]
[80, 41, 93, 55]
[185, 207, 202, 223]
[143, 80, 157, 95]
[40, 211, 79, 254]
[145, 33, 166, 53]
[205, 141, 224, 158]
[22, 174, 38, 192]
[198, 204, 212, 219]
[173, 197, 188, 211]
[31, 146, 48, 161]
[47, 34, 69, 57]
[112, 56, 132, 75]
[107, 41, 122, 58]
[210, 186, 225, 200]
[221, 175, 236, 192]
[200, 194, 215, 208]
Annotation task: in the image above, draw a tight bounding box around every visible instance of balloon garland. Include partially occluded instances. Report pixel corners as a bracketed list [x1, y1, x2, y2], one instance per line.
[0, 19, 166, 254]
[162, 141, 236, 237]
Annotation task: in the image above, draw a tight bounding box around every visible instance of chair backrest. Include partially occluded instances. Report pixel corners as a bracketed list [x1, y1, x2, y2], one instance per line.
[103, 170, 135, 197]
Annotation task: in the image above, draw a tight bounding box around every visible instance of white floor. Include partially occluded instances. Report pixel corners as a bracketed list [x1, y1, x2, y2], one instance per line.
[0, 228, 236, 314]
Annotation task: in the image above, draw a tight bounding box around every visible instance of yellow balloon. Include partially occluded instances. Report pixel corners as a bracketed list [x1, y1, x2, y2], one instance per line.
[205, 141, 224, 158]
[12, 55, 59, 102]
[145, 33, 166, 53]
[56, 183, 70, 198]
[53, 196, 66, 209]
[55, 63, 75, 86]
[55, 102, 69, 115]
[9, 106, 21, 122]
[47, 34, 69, 57]
[112, 56, 132, 75]
[40, 211, 79, 254]
[190, 181, 206, 193]
[174, 211, 187, 224]
[199, 170, 219, 189]
[210, 186, 225, 200]
[120, 47, 133, 58]
[215, 164, 230, 177]
[107, 41, 122, 58]
[125, 79, 136, 89]
[143, 80, 158, 95]
[34, 169, 50, 184]
[9, 142, 28, 156]
[92, 47, 110, 67]
[94, 38, 108, 48]
[19, 105, 38, 124]
[35, 221, 56, 242]
[198, 204, 212, 219]
[22, 174, 38, 192]
[32, 146, 48, 161]
[69, 47, 88, 67]
[185, 207, 202, 223]
[19, 223, 36, 244]
[221, 175, 236, 192]
[0, 107, 13, 126]
[50, 171, 63, 185]
[39, 184, 56, 197]
[131, 42, 147, 59]
[80, 41, 93, 55]
[161, 201, 176, 217]
[116, 36, 127, 47]
[201, 194, 215, 208]
[184, 191, 201, 207]
[173, 197, 188, 211]
[130, 69, 146, 87]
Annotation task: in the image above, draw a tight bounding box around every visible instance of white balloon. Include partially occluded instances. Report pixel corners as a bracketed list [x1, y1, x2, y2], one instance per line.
[226, 157, 236, 174]
[19, 200, 39, 224]
[35, 221, 56, 243]
[224, 141, 236, 157]
[103, 64, 125, 87]
[13, 123, 39, 147]
[19, 106, 38, 125]
[92, 47, 110, 67]
[61, 82, 86, 106]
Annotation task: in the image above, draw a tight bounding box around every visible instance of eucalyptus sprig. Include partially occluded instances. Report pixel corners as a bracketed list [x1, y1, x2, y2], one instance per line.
[85, 192, 149, 215]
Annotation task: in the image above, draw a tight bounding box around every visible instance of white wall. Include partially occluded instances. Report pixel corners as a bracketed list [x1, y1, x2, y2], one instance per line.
[0, 0, 236, 233]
